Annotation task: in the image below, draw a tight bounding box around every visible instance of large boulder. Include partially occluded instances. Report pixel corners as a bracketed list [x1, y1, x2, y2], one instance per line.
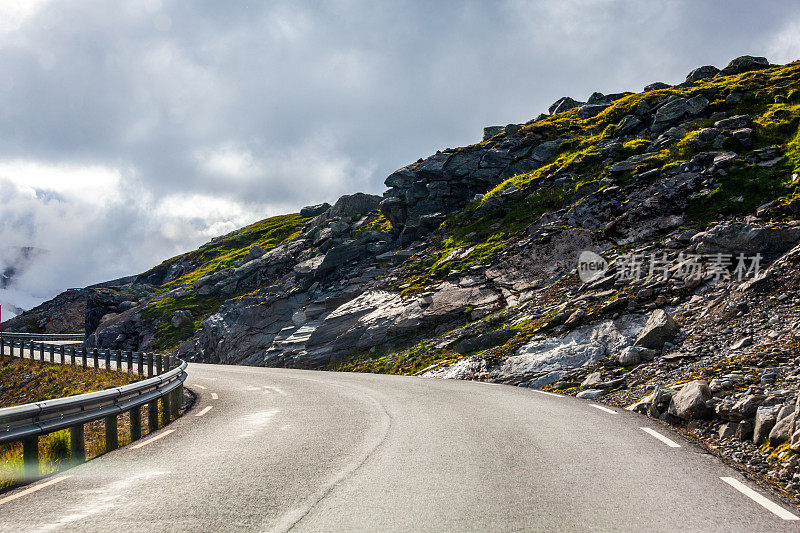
[714, 115, 752, 130]
[634, 309, 680, 349]
[668, 380, 713, 420]
[651, 95, 708, 131]
[549, 96, 584, 115]
[300, 203, 331, 217]
[753, 405, 780, 444]
[328, 193, 382, 220]
[483, 126, 505, 140]
[719, 55, 769, 76]
[686, 65, 719, 82]
[693, 221, 800, 255]
[644, 82, 670, 92]
[769, 408, 796, 445]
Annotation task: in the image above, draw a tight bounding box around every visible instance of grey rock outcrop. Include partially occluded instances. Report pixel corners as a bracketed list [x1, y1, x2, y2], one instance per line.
[668, 380, 713, 420]
[634, 309, 679, 349]
[693, 221, 800, 255]
[493, 316, 644, 388]
[549, 96, 584, 115]
[300, 203, 331, 217]
[686, 65, 719, 82]
[719, 55, 769, 76]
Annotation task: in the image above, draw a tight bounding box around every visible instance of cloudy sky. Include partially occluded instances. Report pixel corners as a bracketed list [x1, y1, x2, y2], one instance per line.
[1, 0, 799, 315]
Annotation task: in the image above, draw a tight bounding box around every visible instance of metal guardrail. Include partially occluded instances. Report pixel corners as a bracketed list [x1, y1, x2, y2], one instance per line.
[0, 332, 84, 342]
[0, 337, 188, 480]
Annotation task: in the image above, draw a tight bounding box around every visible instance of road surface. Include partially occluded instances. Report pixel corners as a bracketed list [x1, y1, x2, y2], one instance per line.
[1, 363, 797, 531]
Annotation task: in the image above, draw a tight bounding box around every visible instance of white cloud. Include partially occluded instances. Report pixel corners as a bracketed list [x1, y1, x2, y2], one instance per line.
[767, 20, 800, 64]
[0, 0, 51, 36]
[194, 144, 262, 181]
[0, 160, 123, 205]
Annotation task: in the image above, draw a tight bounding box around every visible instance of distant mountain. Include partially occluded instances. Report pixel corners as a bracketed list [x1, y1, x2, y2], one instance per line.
[0, 246, 47, 321]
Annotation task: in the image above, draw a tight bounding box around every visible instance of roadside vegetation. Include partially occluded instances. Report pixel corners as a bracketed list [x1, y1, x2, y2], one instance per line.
[0, 356, 168, 491]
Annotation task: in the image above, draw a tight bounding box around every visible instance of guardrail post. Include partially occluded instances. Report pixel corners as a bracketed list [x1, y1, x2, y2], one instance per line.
[23, 437, 39, 480]
[105, 414, 118, 451]
[116, 350, 122, 371]
[104, 349, 111, 370]
[38, 342, 43, 361]
[81, 347, 87, 368]
[171, 386, 181, 418]
[137, 352, 144, 376]
[160, 392, 170, 425]
[60, 344, 65, 364]
[70, 424, 85, 464]
[49, 344, 55, 363]
[148, 399, 158, 432]
[156, 353, 163, 375]
[92, 348, 99, 369]
[147, 353, 154, 377]
[69, 346, 75, 366]
[126, 351, 133, 373]
[130, 405, 142, 441]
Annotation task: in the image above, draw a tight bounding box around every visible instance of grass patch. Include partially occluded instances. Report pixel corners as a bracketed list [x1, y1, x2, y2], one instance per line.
[0, 355, 172, 491]
[0, 355, 135, 408]
[330, 340, 461, 375]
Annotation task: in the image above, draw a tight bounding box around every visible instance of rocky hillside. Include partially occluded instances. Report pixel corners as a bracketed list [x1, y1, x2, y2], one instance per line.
[6, 54, 800, 500]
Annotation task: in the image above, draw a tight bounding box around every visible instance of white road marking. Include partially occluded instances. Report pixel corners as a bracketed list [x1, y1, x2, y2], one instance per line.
[210, 392, 218, 400]
[263, 386, 286, 396]
[195, 405, 213, 417]
[641, 427, 681, 448]
[532, 389, 561, 398]
[130, 429, 175, 449]
[720, 476, 800, 520]
[590, 404, 618, 414]
[0, 475, 71, 506]
[193, 384, 207, 390]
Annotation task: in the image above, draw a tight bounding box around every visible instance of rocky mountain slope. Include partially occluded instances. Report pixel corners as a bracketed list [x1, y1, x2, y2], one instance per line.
[6, 54, 800, 500]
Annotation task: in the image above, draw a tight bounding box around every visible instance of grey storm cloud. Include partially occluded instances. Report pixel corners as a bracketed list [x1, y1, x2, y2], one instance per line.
[0, 0, 799, 313]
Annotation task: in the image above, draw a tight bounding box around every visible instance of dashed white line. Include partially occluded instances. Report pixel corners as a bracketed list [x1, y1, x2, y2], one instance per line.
[590, 404, 618, 414]
[193, 384, 207, 390]
[0, 475, 71, 506]
[195, 405, 213, 417]
[532, 389, 562, 398]
[641, 427, 681, 448]
[720, 476, 799, 521]
[210, 392, 219, 400]
[130, 429, 175, 449]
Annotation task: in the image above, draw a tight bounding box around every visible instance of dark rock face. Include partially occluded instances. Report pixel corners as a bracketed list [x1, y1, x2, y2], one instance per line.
[644, 82, 670, 92]
[686, 65, 719, 82]
[300, 203, 331, 217]
[1, 289, 88, 334]
[719, 55, 769, 76]
[548, 96, 584, 114]
[692, 221, 800, 255]
[483, 126, 505, 140]
[379, 134, 562, 241]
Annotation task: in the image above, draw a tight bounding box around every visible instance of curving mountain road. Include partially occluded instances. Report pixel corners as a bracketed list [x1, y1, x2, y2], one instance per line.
[1, 363, 798, 531]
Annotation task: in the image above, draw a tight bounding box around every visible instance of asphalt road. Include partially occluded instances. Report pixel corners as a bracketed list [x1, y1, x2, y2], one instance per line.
[1, 362, 798, 532]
